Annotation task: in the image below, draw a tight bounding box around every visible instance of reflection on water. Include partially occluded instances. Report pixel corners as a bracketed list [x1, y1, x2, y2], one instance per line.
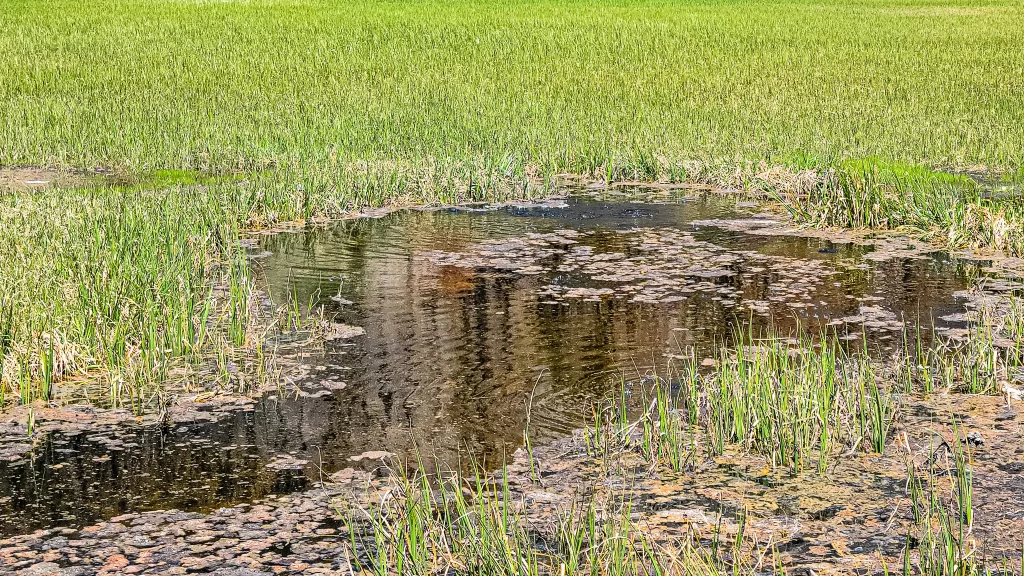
[0, 195, 980, 535]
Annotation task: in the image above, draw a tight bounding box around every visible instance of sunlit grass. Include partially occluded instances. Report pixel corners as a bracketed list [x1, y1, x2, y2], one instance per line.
[779, 162, 1024, 256]
[336, 371, 1013, 576]
[338, 459, 730, 576]
[1, 0, 1022, 176]
[0, 183, 256, 409]
[0, 170, 541, 411]
[587, 331, 899, 474]
[586, 316, 1024, 478]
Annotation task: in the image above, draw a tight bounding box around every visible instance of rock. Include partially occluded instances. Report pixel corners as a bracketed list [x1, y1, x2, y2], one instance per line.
[347, 450, 395, 462]
[40, 551, 62, 563]
[966, 431, 985, 447]
[40, 537, 68, 551]
[180, 556, 217, 570]
[17, 563, 63, 576]
[127, 535, 157, 548]
[99, 554, 129, 573]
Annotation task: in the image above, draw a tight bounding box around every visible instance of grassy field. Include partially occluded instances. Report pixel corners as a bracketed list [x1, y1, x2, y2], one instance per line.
[1, 0, 1023, 175]
[2, 0, 1024, 405]
[0, 173, 538, 409]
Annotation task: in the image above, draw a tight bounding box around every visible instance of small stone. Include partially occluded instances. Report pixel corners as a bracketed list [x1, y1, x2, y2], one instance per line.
[17, 563, 62, 576]
[347, 450, 395, 462]
[965, 431, 985, 447]
[127, 535, 157, 548]
[40, 537, 68, 551]
[100, 554, 129, 573]
[180, 556, 216, 570]
[109, 513, 139, 523]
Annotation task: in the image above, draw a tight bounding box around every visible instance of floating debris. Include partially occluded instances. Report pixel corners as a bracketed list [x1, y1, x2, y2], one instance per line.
[421, 227, 855, 314]
[348, 450, 396, 462]
[323, 323, 366, 341]
[265, 454, 309, 470]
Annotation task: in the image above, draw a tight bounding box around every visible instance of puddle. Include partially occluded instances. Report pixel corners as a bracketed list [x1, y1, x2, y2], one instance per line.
[0, 194, 989, 536]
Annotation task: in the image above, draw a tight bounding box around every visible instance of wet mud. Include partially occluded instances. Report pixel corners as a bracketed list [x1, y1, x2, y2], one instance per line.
[1, 392, 1018, 575]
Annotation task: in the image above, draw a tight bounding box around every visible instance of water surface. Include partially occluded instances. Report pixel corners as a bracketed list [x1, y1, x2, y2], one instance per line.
[0, 194, 981, 535]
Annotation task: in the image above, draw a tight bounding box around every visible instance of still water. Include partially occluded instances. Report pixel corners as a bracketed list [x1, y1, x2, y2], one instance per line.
[0, 194, 979, 535]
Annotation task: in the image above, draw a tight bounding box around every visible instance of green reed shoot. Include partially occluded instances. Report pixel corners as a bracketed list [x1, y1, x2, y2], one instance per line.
[695, 332, 896, 471]
[339, 456, 722, 576]
[639, 383, 694, 473]
[949, 424, 974, 530]
[591, 331, 901, 475]
[905, 437, 985, 576]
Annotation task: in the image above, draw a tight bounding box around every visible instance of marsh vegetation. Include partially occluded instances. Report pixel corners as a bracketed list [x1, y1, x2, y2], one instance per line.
[1, 0, 1023, 573]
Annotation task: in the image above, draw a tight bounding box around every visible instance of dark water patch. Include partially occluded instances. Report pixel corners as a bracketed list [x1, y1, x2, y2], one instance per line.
[0, 195, 987, 536]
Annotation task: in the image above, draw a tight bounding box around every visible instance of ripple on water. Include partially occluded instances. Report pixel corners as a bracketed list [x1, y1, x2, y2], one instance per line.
[0, 195, 985, 535]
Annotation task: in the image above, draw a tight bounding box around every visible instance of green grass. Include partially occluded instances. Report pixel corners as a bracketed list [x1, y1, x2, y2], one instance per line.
[0, 183, 255, 409]
[336, 387, 1012, 576]
[904, 426, 986, 576]
[1, 0, 1023, 176]
[587, 316, 1024, 477]
[778, 161, 1024, 256]
[587, 331, 900, 475]
[339, 460, 729, 576]
[0, 174, 539, 411]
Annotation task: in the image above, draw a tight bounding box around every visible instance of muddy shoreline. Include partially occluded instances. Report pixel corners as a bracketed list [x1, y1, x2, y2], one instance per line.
[1, 390, 1020, 575]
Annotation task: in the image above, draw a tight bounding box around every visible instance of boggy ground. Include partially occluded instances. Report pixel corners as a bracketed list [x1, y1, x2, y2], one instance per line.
[2, 189, 1024, 574]
[2, 193, 1019, 453]
[1, 389, 1020, 576]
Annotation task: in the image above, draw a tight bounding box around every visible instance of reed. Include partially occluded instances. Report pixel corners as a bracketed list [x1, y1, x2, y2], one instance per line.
[899, 295, 1024, 396]
[588, 331, 901, 474]
[334, 420, 1013, 576]
[0, 184, 256, 410]
[0, 165, 544, 411]
[783, 164, 1024, 256]
[904, 427, 987, 576]
[337, 460, 723, 576]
